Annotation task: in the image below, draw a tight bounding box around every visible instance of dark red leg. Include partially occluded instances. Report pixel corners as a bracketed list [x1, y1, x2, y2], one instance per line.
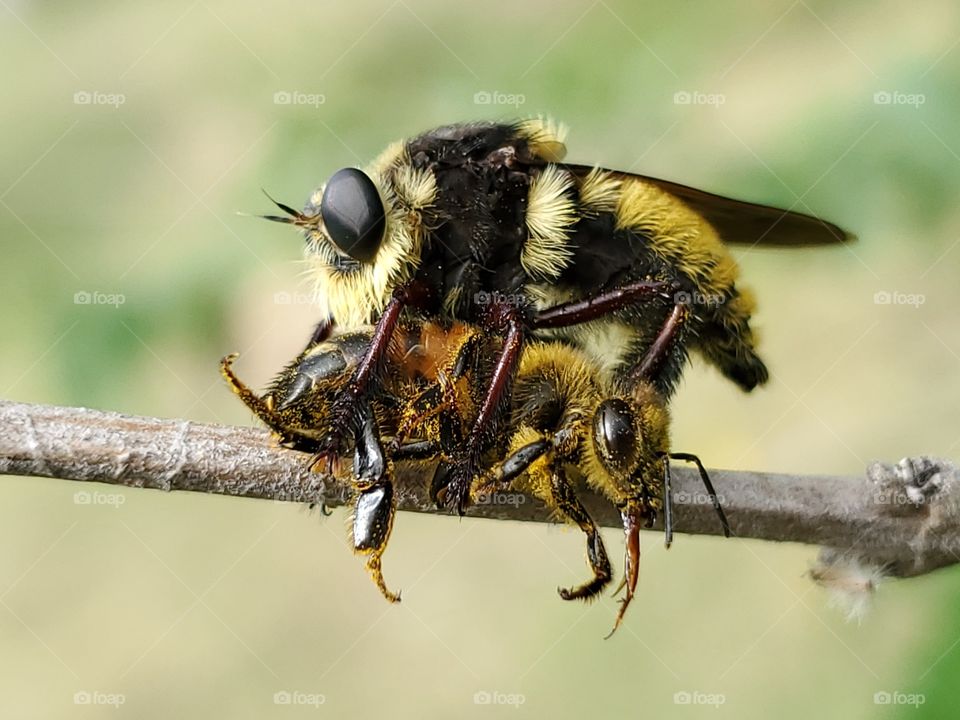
[441, 302, 525, 515]
[532, 279, 678, 329]
[306, 316, 335, 348]
[314, 286, 410, 470]
[630, 301, 688, 385]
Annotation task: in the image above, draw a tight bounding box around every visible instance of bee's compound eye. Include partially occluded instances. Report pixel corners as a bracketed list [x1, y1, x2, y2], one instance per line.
[320, 168, 386, 264]
[594, 398, 639, 472]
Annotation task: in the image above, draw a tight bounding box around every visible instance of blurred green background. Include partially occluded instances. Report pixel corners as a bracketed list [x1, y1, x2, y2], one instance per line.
[2, 0, 959, 717]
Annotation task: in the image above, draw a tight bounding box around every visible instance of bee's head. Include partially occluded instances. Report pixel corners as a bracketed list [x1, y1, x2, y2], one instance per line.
[592, 398, 644, 485]
[589, 383, 670, 507]
[587, 385, 670, 637]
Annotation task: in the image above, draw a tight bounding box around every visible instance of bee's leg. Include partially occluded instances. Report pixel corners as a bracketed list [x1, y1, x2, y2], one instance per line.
[550, 467, 613, 601]
[481, 437, 612, 601]
[352, 479, 401, 603]
[390, 439, 440, 461]
[388, 383, 452, 456]
[390, 382, 465, 508]
[440, 302, 525, 515]
[662, 455, 674, 549]
[430, 461, 455, 507]
[666, 451, 731, 538]
[606, 503, 646, 638]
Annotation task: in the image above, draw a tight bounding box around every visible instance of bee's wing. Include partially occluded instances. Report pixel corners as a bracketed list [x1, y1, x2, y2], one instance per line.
[563, 164, 855, 246]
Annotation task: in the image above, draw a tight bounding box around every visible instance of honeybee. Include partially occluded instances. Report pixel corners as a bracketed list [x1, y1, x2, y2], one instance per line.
[222, 302, 728, 634]
[263, 119, 852, 513]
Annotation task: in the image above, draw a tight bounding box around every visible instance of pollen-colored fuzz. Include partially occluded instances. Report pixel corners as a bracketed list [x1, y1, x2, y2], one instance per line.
[514, 342, 645, 508]
[615, 179, 739, 298]
[577, 167, 622, 214]
[516, 117, 568, 162]
[632, 381, 671, 458]
[522, 165, 577, 279]
[502, 425, 555, 508]
[514, 342, 604, 421]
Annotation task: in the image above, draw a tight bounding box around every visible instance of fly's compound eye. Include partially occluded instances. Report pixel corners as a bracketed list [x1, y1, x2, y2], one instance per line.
[594, 398, 640, 473]
[320, 168, 386, 264]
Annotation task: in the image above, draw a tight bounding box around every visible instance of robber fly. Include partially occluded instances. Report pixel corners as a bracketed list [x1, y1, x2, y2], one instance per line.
[262, 118, 853, 514]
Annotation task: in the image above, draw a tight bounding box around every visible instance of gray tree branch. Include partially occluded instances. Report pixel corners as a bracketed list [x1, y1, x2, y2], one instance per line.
[1, 400, 958, 580]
